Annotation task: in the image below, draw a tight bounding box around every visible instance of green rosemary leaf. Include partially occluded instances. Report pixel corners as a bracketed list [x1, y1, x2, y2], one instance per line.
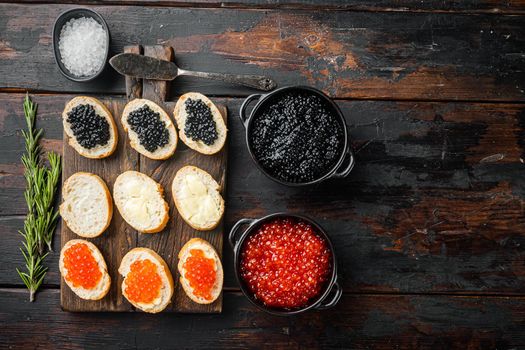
[17, 94, 62, 302]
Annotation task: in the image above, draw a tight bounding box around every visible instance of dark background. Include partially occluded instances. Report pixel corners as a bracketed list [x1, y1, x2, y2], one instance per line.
[1, 1, 524, 349]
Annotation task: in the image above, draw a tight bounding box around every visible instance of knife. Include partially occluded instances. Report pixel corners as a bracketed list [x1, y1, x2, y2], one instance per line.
[110, 53, 277, 92]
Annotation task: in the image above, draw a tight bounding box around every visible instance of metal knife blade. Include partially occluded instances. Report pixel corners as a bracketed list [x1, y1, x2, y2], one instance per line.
[110, 52, 277, 91]
[109, 53, 178, 81]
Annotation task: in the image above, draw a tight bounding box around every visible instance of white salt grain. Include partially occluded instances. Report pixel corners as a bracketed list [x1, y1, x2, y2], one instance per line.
[59, 17, 107, 77]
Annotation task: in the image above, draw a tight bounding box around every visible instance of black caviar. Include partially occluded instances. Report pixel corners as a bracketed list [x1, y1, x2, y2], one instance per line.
[127, 104, 169, 153]
[249, 92, 344, 183]
[66, 104, 110, 149]
[184, 98, 218, 146]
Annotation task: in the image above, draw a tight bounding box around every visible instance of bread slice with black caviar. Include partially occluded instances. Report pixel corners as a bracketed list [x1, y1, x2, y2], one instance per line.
[121, 99, 178, 160]
[62, 96, 118, 159]
[173, 92, 227, 155]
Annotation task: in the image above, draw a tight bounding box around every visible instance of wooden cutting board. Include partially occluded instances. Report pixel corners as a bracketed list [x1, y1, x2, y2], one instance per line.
[60, 45, 226, 313]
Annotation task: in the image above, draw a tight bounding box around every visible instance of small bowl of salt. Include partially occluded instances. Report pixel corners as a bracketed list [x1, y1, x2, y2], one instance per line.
[53, 8, 110, 82]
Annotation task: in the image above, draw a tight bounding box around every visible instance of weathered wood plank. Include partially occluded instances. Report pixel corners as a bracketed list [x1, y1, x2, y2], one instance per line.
[136, 45, 225, 312]
[58, 88, 227, 311]
[0, 4, 524, 101]
[1, 288, 524, 349]
[1, 93, 524, 294]
[124, 45, 142, 99]
[60, 100, 139, 312]
[1, 216, 61, 287]
[4, 0, 525, 14]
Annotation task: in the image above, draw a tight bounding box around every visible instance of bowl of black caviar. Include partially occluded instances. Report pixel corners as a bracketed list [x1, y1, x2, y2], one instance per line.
[239, 86, 355, 186]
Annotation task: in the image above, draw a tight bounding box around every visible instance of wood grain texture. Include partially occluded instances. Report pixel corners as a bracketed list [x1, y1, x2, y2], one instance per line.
[1, 288, 525, 349]
[135, 45, 225, 312]
[142, 45, 172, 104]
[58, 55, 227, 312]
[61, 100, 138, 311]
[2, 93, 524, 295]
[3, 0, 525, 14]
[0, 4, 524, 101]
[124, 45, 143, 100]
[135, 101, 228, 313]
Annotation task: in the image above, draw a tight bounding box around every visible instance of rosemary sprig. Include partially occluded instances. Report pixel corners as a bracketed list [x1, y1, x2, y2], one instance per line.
[17, 94, 62, 302]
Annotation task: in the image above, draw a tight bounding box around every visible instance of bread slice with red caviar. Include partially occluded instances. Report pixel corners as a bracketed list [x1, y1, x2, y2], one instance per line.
[59, 239, 111, 300]
[113, 171, 169, 233]
[173, 92, 227, 155]
[177, 238, 223, 304]
[119, 247, 174, 313]
[121, 99, 178, 160]
[62, 96, 118, 159]
[60, 172, 113, 238]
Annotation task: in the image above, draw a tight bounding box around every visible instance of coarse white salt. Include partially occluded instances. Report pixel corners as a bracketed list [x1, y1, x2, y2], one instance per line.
[58, 17, 107, 77]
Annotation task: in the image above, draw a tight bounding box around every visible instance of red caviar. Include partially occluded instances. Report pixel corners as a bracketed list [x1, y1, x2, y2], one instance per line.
[124, 259, 162, 304]
[240, 218, 332, 309]
[183, 249, 216, 301]
[63, 242, 102, 289]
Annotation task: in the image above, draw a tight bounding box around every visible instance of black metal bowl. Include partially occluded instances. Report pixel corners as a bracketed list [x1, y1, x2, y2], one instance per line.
[52, 8, 110, 82]
[229, 212, 342, 316]
[239, 85, 355, 187]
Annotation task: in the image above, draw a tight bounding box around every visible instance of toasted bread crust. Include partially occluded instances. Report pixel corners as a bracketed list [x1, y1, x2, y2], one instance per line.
[121, 99, 177, 160]
[177, 238, 223, 304]
[62, 96, 118, 159]
[119, 247, 174, 313]
[172, 165, 225, 231]
[59, 172, 113, 238]
[113, 171, 169, 233]
[173, 92, 227, 155]
[59, 239, 111, 300]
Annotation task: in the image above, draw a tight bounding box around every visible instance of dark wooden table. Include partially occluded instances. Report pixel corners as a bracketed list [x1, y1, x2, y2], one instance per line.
[1, 1, 525, 349]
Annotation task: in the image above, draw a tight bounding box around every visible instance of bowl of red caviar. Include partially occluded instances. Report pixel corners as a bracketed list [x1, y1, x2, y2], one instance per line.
[229, 213, 341, 315]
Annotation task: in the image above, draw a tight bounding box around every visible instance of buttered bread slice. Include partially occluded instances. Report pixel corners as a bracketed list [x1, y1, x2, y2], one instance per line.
[113, 171, 169, 233]
[60, 172, 112, 238]
[172, 166, 224, 231]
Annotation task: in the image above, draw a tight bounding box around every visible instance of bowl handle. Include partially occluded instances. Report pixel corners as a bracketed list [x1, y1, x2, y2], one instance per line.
[239, 94, 262, 129]
[314, 280, 343, 310]
[229, 218, 256, 249]
[330, 142, 355, 179]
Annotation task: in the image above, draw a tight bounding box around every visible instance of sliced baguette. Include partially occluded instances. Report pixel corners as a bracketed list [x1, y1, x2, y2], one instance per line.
[119, 247, 174, 313]
[62, 96, 118, 159]
[121, 99, 177, 160]
[113, 171, 169, 233]
[172, 165, 225, 231]
[59, 239, 111, 300]
[177, 238, 223, 304]
[59, 172, 112, 238]
[173, 92, 227, 155]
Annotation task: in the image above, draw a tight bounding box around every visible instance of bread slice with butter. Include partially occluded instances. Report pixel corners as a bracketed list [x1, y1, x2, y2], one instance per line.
[172, 166, 224, 231]
[60, 172, 112, 238]
[62, 96, 118, 159]
[113, 171, 169, 233]
[173, 92, 227, 155]
[177, 238, 223, 304]
[119, 247, 174, 313]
